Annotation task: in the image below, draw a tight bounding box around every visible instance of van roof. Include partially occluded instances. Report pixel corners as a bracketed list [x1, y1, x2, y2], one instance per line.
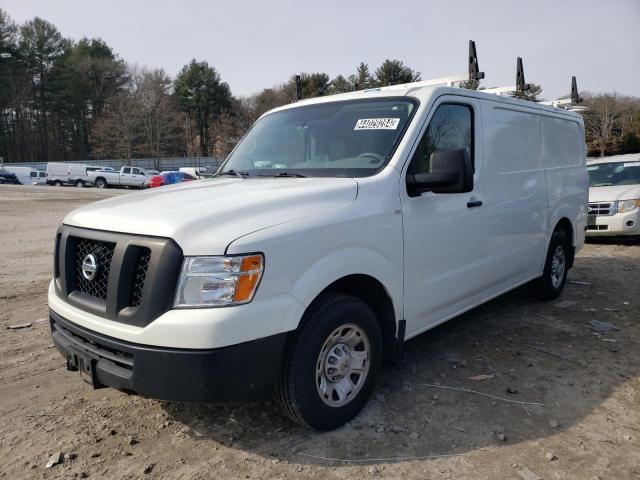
[267, 85, 583, 121]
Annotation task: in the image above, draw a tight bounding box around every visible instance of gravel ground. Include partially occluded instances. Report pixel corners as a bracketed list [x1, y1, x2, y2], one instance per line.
[0, 184, 639, 480]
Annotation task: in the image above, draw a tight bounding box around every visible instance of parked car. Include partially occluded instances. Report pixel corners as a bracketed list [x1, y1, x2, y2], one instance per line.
[87, 166, 153, 189]
[49, 81, 587, 431]
[586, 154, 640, 239]
[147, 171, 196, 188]
[146, 175, 162, 188]
[0, 172, 21, 184]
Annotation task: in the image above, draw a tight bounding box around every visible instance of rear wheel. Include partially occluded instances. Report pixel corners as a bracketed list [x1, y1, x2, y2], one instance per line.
[75, 180, 85, 188]
[533, 230, 570, 300]
[276, 293, 382, 431]
[95, 178, 107, 189]
[53, 180, 63, 187]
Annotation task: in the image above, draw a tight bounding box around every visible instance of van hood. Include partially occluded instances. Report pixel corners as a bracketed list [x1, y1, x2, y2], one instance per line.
[589, 184, 640, 203]
[64, 177, 358, 254]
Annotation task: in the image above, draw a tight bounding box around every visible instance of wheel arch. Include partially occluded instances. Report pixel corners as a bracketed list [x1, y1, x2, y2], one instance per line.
[553, 217, 575, 268]
[306, 274, 399, 362]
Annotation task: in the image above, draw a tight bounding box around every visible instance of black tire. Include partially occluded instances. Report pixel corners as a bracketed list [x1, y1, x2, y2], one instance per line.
[53, 180, 63, 187]
[95, 178, 107, 189]
[276, 293, 383, 431]
[75, 180, 85, 188]
[533, 230, 570, 300]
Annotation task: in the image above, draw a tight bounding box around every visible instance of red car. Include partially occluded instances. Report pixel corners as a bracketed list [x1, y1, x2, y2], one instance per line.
[148, 175, 164, 188]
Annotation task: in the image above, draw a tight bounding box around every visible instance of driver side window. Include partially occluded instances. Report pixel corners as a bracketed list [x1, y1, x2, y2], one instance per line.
[409, 104, 473, 175]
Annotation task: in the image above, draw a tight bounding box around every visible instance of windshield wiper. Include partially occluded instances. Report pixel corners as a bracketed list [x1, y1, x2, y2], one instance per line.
[218, 169, 249, 179]
[259, 172, 307, 178]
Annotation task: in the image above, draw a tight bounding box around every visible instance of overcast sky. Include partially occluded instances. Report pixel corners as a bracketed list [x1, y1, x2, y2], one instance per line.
[3, 0, 639, 99]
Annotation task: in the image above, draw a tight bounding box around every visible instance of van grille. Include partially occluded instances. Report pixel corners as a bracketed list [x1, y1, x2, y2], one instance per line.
[74, 238, 116, 300]
[588, 202, 615, 216]
[54, 226, 182, 327]
[131, 248, 151, 307]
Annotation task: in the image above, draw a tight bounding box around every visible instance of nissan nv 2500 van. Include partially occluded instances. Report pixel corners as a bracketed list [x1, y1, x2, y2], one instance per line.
[48, 82, 588, 430]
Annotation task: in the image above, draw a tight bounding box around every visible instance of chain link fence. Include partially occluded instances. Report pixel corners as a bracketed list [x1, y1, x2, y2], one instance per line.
[0, 157, 224, 172]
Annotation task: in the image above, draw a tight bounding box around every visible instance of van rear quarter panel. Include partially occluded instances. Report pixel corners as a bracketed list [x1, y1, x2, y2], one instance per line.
[482, 103, 548, 282]
[541, 114, 588, 252]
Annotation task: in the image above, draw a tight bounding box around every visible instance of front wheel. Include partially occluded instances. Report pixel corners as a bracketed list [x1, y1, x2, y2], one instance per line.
[276, 293, 382, 431]
[533, 230, 570, 300]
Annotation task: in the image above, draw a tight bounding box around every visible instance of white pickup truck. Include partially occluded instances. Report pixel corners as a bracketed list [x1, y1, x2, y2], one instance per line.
[88, 166, 152, 189]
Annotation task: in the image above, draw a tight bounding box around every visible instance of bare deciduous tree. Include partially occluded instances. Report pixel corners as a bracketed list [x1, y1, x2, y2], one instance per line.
[583, 94, 623, 157]
[138, 68, 182, 168]
[93, 91, 140, 161]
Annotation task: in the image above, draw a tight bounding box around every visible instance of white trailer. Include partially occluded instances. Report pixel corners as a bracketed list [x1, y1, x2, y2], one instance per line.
[1, 166, 38, 185]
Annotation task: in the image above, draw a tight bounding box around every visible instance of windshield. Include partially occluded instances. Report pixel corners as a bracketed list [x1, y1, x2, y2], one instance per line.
[220, 98, 417, 178]
[588, 161, 640, 187]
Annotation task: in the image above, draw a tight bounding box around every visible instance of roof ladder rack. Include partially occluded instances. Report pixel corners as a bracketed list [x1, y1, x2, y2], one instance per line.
[294, 74, 302, 101]
[372, 40, 485, 91]
[541, 76, 585, 109]
[291, 42, 583, 112]
[481, 57, 531, 96]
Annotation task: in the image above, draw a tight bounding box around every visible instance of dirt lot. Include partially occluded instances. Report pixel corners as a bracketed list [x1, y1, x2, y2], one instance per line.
[0, 184, 638, 480]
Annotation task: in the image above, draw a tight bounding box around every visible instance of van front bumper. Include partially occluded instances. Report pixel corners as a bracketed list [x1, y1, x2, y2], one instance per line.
[50, 309, 288, 403]
[586, 210, 640, 237]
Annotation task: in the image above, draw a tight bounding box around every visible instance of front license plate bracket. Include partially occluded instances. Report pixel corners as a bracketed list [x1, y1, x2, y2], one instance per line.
[66, 349, 104, 389]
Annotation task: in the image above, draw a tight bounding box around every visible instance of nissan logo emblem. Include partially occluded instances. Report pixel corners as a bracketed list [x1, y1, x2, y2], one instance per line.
[81, 253, 99, 281]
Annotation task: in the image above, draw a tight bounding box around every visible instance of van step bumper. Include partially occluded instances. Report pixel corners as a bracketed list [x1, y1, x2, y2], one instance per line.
[49, 309, 288, 403]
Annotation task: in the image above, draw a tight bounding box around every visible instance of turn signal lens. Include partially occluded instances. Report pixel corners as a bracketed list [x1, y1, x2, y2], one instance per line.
[235, 255, 263, 302]
[240, 255, 263, 272]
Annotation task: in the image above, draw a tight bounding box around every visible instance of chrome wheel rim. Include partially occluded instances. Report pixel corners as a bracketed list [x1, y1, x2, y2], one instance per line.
[316, 323, 370, 407]
[550, 245, 566, 289]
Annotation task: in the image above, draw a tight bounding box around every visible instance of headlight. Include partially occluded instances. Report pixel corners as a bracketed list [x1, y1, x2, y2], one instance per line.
[173, 254, 264, 308]
[617, 199, 640, 213]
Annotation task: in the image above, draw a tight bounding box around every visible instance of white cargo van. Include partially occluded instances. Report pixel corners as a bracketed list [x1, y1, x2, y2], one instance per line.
[48, 56, 588, 430]
[46, 163, 93, 187]
[586, 154, 640, 239]
[32, 170, 47, 185]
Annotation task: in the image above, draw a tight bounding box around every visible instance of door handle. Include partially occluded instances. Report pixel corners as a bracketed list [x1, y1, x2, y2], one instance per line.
[467, 200, 483, 208]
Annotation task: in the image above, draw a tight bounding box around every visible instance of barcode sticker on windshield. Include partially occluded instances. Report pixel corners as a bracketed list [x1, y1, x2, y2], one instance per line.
[623, 162, 640, 167]
[354, 118, 400, 130]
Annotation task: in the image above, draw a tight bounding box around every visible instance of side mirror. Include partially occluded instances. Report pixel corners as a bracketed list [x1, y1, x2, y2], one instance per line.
[407, 148, 473, 196]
